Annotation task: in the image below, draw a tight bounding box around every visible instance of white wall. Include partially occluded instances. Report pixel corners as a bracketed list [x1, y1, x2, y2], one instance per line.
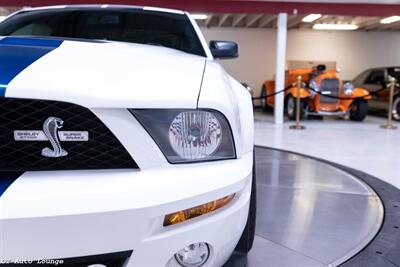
[287, 30, 400, 80]
[201, 27, 400, 95]
[201, 27, 276, 94]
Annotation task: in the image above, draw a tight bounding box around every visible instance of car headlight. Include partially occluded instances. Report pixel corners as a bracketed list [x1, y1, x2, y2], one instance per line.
[130, 109, 236, 163]
[343, 82, 354, 95]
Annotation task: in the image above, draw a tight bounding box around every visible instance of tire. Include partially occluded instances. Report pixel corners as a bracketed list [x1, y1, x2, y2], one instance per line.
[286, 94, 306, 121]
[260, 84, 267, 111]
[392, 96, 400, 121]
[260, 84, 269, 111]
[235, 150, 257, 254]
[350, 99, 368, 121]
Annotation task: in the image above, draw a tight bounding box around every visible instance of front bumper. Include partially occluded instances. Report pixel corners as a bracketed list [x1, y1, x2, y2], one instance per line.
[307, 111, 347, 116]
[0, 151, 253, 267]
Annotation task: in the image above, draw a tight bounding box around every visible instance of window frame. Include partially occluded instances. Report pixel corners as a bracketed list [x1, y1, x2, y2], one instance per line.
[364, 69, 386, 85]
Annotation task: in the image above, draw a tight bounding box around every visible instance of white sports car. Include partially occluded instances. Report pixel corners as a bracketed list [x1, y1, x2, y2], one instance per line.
[0, 5, 255, 267]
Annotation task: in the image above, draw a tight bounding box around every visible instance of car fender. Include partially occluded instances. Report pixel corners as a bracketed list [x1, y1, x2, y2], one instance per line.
[353, 87, 372, 100]
[288, 87, 310, 99]
[197, 60, 254, 158]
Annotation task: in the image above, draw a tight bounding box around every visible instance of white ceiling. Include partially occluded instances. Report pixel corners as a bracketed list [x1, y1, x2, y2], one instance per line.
[198, 13, 400, 31]
[251, 0, 400, 4]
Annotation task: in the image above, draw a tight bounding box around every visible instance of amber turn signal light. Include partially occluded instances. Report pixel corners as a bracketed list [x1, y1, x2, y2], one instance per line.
[164, 194, 235, 226]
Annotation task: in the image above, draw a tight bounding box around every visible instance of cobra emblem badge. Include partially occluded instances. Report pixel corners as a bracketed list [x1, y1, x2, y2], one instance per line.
[41, 117, 68, 158]
[13, 117, 89, 156]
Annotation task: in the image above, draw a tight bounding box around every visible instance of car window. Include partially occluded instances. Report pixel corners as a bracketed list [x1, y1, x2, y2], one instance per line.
[388, 67, 400, 81]
[365, 70, 386, 85]
[352, 70, 370, 86]
[11, 23, 53, 35]
[0, 8, 206, 57]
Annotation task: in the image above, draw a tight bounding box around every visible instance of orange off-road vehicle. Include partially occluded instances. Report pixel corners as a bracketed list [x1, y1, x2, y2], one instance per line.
[260, 65, 372, 121]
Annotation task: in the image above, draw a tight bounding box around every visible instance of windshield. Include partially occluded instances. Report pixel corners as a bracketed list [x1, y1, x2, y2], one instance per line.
[0, 7, 206, 57]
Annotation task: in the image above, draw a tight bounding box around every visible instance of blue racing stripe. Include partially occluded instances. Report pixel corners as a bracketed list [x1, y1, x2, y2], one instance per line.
[0, 172, 23, 197]
[0, 37, 63, 96]
[0, 37, 62, 47]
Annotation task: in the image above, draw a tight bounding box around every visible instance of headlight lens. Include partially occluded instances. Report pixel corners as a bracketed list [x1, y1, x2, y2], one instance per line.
[343, 82, 355, 95]
[130, 109, 236, 163]
[169, 111, 222, 160]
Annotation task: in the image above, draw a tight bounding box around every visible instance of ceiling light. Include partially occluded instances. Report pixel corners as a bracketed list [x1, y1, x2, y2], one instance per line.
[380, 16, 400, 24]
[313, 24, 359, 30]
[302, 14, 322, 23]
[191, 14, 208, 20]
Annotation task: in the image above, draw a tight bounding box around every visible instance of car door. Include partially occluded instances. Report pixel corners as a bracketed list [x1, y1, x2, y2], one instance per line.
[361, 69, 388, 110]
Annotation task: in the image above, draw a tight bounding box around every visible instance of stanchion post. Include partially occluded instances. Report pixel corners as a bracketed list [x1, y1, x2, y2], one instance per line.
[380, 77, 397, 130]
[289, 76, 306, 130]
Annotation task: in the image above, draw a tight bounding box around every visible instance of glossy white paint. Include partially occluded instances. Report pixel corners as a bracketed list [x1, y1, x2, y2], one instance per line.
[0, 153, 252, 218]
[0, 6, 254, 266]
[1, 165, 252, 267]
[198, 60, 254, 157]
[7, 41, 206, 109]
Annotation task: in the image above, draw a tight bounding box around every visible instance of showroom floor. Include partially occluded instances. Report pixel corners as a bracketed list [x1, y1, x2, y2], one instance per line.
[224, 112, 400, 267]
[253, 112, 400, 189]
[225, 147, 383, 267]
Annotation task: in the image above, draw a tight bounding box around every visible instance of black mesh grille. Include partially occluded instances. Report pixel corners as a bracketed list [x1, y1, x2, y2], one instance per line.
[0, 98, 137, 171]
[320, 78, 340, 104]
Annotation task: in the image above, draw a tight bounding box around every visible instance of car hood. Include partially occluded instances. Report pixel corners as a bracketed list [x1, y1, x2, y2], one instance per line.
[3, 37, 207, 108]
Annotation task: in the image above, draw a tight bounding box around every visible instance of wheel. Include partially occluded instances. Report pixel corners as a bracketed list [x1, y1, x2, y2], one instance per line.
[235, 150, 256, 254]
[286, 94, 306, 121]
[260, 84, 269, 111]
[349, 99, 368, 121]
[392, 96, 400, 121]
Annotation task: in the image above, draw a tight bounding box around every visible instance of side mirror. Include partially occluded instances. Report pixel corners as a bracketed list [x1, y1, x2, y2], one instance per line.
[209, 40, 238, 59]
[241, 82, 253, 96]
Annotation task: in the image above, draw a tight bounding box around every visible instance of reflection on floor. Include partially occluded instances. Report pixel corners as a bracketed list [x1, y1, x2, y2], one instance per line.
[225, 147, 383, 267]
[254, 112, 400, 189]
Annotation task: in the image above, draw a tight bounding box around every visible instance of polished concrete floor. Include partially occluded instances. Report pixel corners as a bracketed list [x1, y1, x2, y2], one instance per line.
[254, 112, 400, 189]
[227, 147, 383, 267]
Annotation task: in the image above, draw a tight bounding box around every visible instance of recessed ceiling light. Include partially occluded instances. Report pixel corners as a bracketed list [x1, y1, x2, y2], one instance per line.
[191, 14, 208, 20]
[380, 16, 400, 24]
[313, 24, 359, 30]
[302, 14, 322, 23]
